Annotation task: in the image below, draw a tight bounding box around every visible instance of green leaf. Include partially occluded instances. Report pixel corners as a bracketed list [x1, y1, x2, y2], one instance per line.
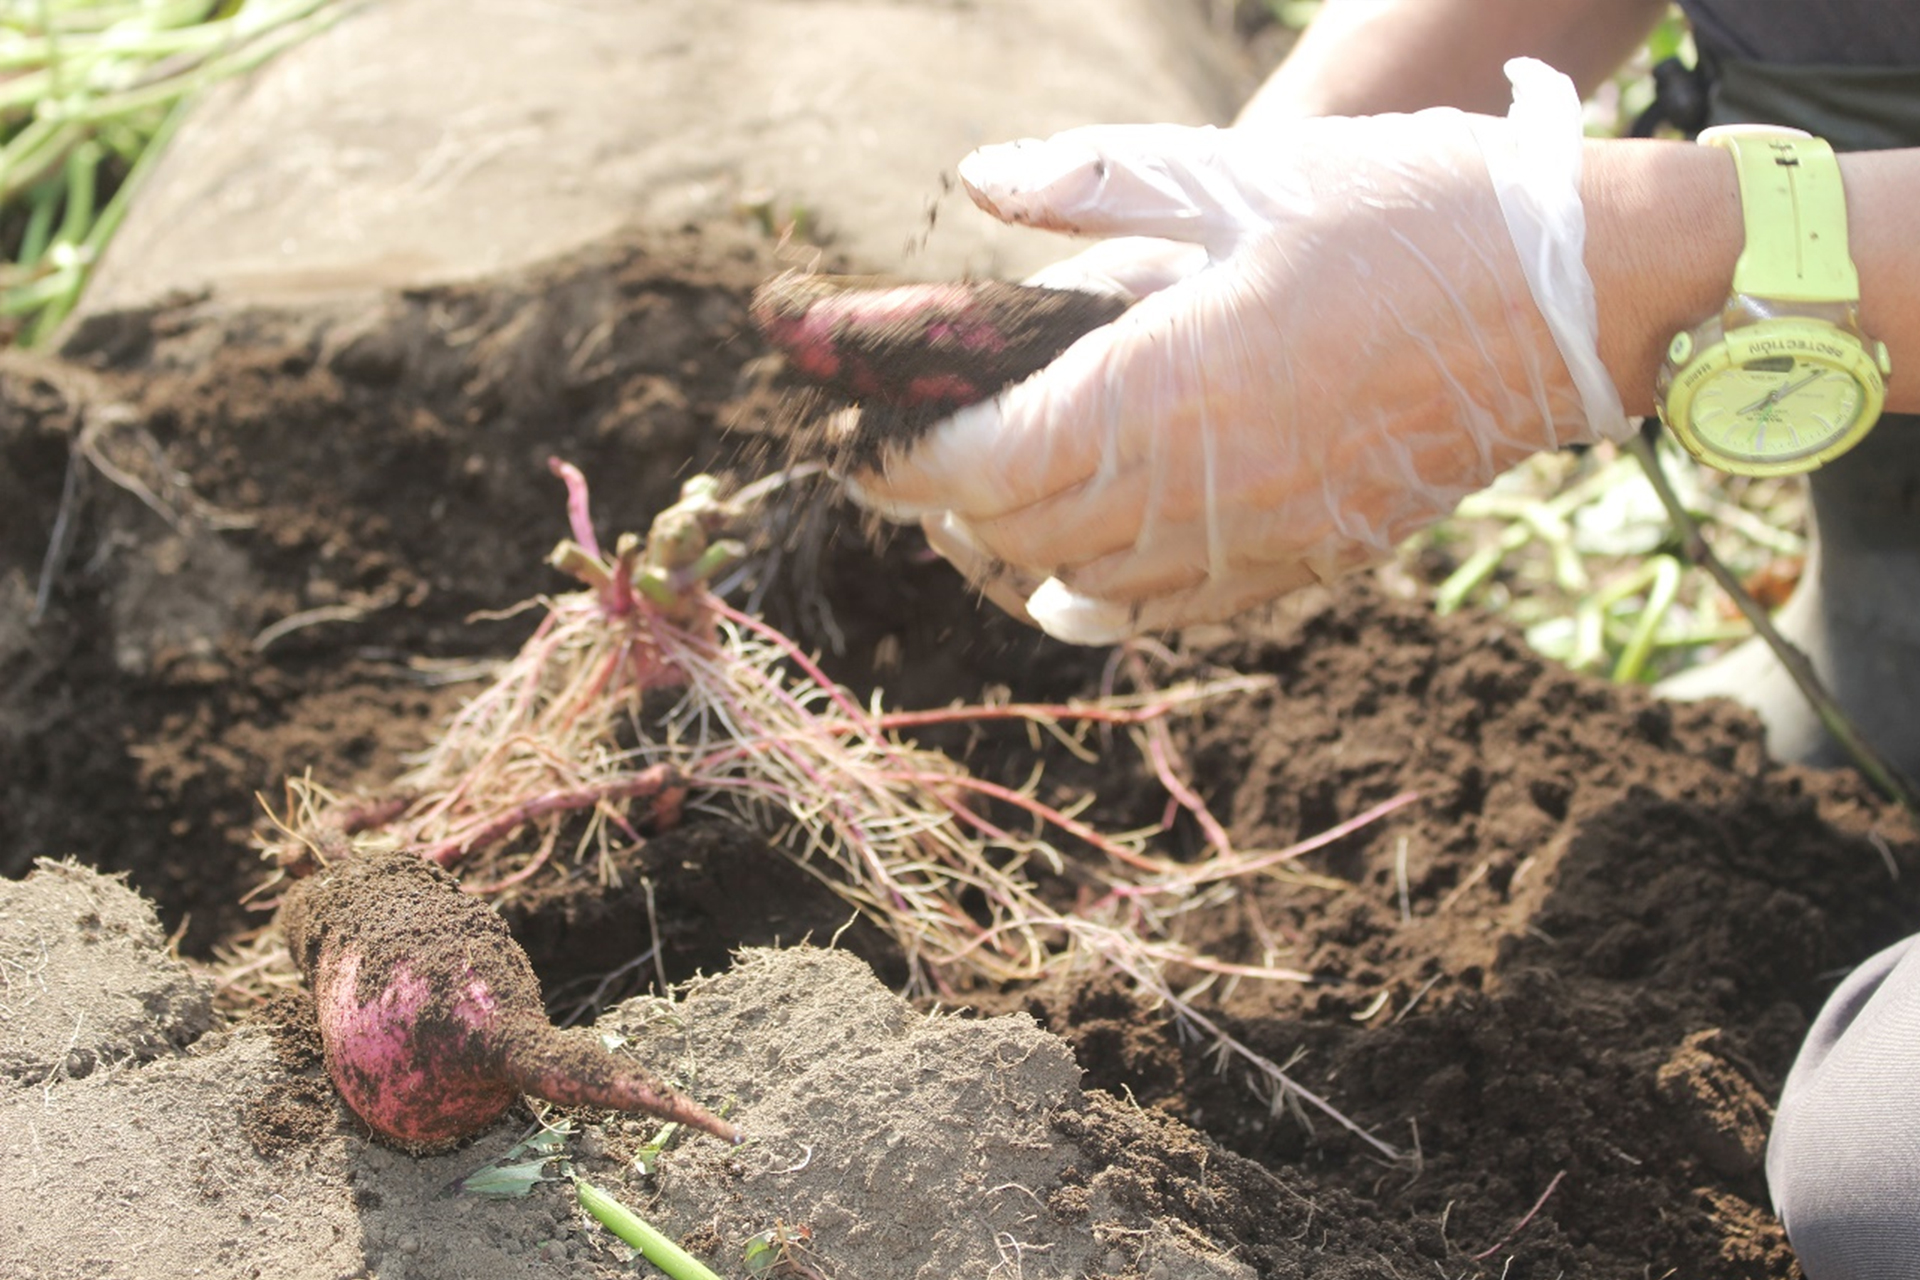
[458, 1156, 568, 1199]
[451, 1120, 574, 1196]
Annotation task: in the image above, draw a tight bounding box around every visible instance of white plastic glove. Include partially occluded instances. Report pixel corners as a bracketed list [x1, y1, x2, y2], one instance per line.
[851, 59, 1630, 644]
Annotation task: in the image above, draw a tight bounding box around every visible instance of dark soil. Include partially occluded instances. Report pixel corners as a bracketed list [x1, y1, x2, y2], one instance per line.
[4, 220, 1916, 1277]
[750, 273, 1128, 468]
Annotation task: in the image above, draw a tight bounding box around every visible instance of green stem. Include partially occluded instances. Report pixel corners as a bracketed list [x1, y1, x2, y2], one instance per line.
[22, 83, 187, 345]
[0, 115, 87, 204]
[575, 1180, 726, 1280]
[0, 266, 82, 317]
[1435, 525, 1528, 615]
[53, 136, 100, 243]
[1627, 430, 1920, 813]
[1610, 554, 1681, 684]
[1568, 598, 1606, 671]
[14, 177, 62, 267]
[1437, 454, 1638, 614]
[59, 0, 340, 126]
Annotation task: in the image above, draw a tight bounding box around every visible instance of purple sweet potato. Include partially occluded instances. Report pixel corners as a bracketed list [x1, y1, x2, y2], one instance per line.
[751, 273, 1128, 468]
[281, 850, 738, 1154]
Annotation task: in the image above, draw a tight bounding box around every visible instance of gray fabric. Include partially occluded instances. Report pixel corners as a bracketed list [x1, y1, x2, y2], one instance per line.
[1767, 933, 1920, 1279]
[1708, 58, 1920, 150]
[1672, 7, 1920, 1277]
[1681, 0, 1920, 66]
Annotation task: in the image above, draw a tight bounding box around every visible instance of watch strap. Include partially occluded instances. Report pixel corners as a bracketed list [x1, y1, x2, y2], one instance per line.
[1700, 126, 1860, 305]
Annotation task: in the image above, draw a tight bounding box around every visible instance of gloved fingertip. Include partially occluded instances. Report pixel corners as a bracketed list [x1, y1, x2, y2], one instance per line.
[1023, 238, 1209, 303]
[959, 137, 1107, 227]
[921, 509, 990, 571]
[841, 473, 940, 523]
[929, 506, 974, 542]
[1025, 578, 1135, 647]
[1021, 257, 1137, 302]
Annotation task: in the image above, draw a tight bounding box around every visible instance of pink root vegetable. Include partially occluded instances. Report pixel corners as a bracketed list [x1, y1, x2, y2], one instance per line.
[281, 850, 739, 1154]
[751, 273, 1128, 467]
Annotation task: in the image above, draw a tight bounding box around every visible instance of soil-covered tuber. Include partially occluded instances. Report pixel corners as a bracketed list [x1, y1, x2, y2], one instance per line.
[281, 850, 739, 1154]
[751, 273, 1127, 467]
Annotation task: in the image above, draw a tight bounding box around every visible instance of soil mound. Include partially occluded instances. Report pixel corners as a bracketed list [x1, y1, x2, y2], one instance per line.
[3, 223, 1916, 1277]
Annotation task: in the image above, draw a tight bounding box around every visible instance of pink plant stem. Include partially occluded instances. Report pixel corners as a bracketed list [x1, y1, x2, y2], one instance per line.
[871, 689, 1270, 856]
[896, 769, 1173, 876]
[1470, 1169, 1566, 1261]
[604, 540, 638, 619]
[1158, 791, 1421, 889]
[339, 796, 411, 835]
[708, 598, 876, 733]
[1139, 718, 1232, 853]
[933, 787, 1026, 848]
[1105, 656, 1251, 855]
[419, 765, 687, 868]
[1130, 941, 1313, 984]
[1110, 648, 1234, 854]
[873, 702, 1185, 731]
[547, 457, 602, 560]
[464, 825, 563, 895]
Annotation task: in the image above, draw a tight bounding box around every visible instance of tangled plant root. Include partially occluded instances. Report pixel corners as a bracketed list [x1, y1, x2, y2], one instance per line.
[266, 459, 1414, 1159]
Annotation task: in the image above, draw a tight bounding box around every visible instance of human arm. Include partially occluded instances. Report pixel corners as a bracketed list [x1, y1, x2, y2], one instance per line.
[1254, 0, 1920, 410]
[849, 67, 1920, 643]
[1587, 140, 1920, 415]
[1031, 0, 1673, 300]
[1240, 0, 1672, 121]
[852, 63, 1612, 641]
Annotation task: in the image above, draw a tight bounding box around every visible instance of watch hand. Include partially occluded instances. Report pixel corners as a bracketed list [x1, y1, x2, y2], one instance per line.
[1738, 370, 1823, 416]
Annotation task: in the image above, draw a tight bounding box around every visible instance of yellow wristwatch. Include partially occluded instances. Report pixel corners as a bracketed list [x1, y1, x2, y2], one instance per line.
[1656, 125, 1891, 477]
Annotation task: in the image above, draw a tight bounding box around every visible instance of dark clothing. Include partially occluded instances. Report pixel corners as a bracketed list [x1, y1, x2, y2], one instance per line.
[1681, 0, 1920, 149]
[1681, 0, 1920, 66]
[1673, 5, 1920, 1279]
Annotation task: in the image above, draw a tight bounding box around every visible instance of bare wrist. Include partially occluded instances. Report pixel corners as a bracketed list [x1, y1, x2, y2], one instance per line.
[1581, 139, 1743, 418]
[1840, 150, 1920, 412]
[1585, 140, 1920, 418]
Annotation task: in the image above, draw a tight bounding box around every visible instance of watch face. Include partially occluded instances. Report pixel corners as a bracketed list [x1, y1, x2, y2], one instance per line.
[1683, 352, 1867, 466]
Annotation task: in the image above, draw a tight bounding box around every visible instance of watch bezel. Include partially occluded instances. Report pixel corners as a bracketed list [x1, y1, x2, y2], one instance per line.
[1658, 309, 1888, 477]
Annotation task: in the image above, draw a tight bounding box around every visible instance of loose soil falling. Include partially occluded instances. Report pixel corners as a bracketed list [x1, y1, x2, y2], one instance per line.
[749, 273, 1128, 469]
[4, 222, 1917, 1278]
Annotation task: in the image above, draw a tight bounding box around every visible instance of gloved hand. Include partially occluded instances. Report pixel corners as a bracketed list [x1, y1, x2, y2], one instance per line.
[849, 59, 1630, 644]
